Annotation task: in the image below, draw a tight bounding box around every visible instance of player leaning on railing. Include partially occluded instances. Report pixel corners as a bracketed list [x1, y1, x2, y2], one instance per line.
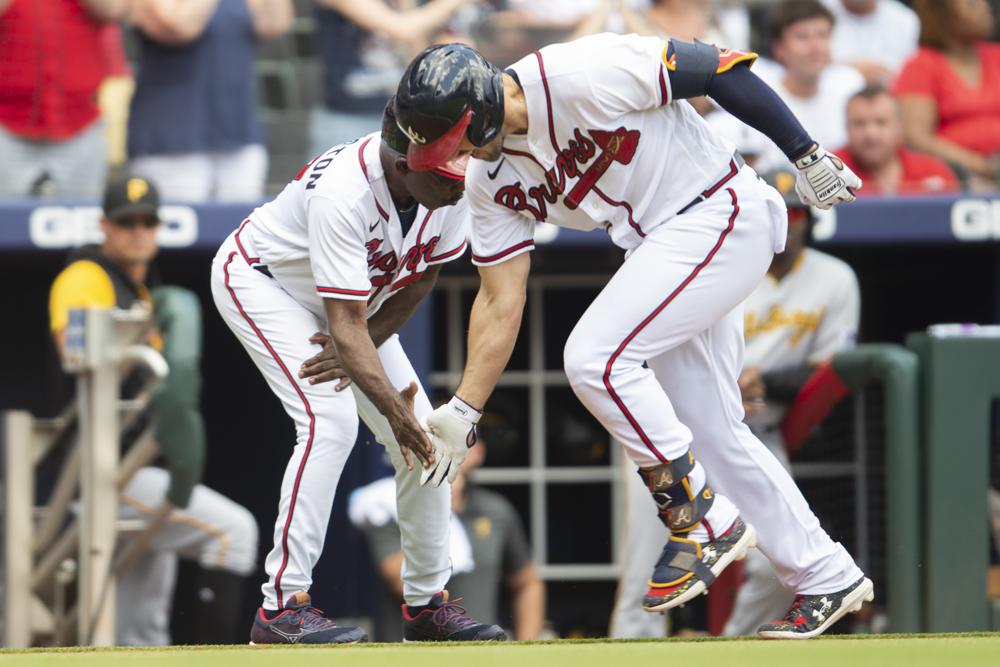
[394, 35, 872, 639]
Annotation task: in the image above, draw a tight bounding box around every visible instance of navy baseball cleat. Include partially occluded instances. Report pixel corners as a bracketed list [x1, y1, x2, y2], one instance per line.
[402, 591, 506, 641]
[250, 592, 368, 645]
[757, 576, 875, 639]
[642, 517, 756, 612]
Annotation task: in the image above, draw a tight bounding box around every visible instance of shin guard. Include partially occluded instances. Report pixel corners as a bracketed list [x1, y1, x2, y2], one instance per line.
[638, 452, 715, 533]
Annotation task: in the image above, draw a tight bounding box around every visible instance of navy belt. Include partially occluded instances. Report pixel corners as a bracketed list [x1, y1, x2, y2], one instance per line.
[676, 151, 746, 216]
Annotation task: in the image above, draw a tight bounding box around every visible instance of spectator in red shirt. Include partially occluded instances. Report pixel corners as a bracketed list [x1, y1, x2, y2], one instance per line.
[0, 0, 129, 197]
[894, 0, 1000, 191]
[838, 85, 959, 196]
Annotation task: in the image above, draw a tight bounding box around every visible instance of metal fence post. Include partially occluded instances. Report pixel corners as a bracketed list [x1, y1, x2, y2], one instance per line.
[74, 309, 119, 646]
[2, 411, 34, 647]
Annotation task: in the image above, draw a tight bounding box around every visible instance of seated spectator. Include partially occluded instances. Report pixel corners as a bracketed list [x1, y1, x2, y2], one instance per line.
[127, 0, 293, 203]
[894, 0, 1000, 192]
[49, 176, 259, 644]
[310, 0, 477, 157]
[350, 437, 545, 642]
[838, 85, 959, 196]
[822, 0, 919, 85]
[0, 0, 128, 198]
[712, 0, 865, 172]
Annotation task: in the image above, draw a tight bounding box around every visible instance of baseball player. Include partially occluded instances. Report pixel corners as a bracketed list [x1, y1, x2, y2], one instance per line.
[608, 170, 863, 638]
[394, 37, 872, 639]
[210, 102, 504, 643]
[725, 169, 861, 635]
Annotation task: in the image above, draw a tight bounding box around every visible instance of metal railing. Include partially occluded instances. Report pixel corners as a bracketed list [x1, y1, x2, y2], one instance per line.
[1, 307, 167, 647]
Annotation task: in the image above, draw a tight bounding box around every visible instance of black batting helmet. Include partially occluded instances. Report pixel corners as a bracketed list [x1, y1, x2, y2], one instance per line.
[394, 43, 505, 171]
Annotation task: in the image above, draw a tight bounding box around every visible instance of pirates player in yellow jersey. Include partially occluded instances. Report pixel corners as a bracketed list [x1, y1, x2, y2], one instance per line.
[48, 177, 258, 645]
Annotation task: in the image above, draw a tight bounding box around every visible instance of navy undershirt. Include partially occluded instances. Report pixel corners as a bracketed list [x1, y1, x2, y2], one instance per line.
[397, 201, 419, 238]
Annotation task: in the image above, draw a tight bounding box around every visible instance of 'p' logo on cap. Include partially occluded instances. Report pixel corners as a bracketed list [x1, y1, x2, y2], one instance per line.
[127, 178, 150, 203]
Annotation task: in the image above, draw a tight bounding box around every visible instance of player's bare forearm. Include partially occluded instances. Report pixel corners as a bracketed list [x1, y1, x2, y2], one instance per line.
[324, 298, 434, 467]
[509, 564, 545, 640]
[455, 253, 530, 409]
[367, 264, 442, 348]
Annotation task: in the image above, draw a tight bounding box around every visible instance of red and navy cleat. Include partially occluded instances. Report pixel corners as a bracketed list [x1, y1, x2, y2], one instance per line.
[250, 592, 367, 645]
[402, 591, 506, 642]
[757, 577, 874, 639]
[642, 517, 756, 612]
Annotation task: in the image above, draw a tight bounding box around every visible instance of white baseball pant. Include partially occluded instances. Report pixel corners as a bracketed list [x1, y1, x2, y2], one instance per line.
[115, 466, 259, 645]
[211, 232, 451, 610]
[564, 166, 863, 594]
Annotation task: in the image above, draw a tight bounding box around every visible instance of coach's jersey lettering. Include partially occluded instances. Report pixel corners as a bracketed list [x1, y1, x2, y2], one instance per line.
[299, 140, 357, 189]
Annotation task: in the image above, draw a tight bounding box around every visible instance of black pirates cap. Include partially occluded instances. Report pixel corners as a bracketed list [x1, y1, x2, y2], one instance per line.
[102, 176, 161, 222]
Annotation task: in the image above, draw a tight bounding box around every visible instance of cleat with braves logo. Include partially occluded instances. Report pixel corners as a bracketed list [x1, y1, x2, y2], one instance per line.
[757, 577, 875, 639]
[402, 591, 506, 641]
[250, 592, 367, 645]
[642, 517, 756, 612]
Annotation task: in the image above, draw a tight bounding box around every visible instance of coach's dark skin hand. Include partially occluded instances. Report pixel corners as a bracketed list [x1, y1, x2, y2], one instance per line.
[323, 298, 434, 470]
[388, 382, 433, 471]
[300, 332, 351, 390]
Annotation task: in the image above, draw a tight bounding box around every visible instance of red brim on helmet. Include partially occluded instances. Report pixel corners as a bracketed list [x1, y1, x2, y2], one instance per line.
[406, 108, 473, 171]
[432, 154, 469, 181]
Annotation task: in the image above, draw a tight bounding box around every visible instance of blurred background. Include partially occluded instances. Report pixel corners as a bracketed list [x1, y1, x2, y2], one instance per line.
[2, 0, 1000, 648]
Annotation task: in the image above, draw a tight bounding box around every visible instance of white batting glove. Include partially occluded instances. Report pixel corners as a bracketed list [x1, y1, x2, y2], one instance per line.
[419, 396, 480, 487]
[793, 146, 862, 209]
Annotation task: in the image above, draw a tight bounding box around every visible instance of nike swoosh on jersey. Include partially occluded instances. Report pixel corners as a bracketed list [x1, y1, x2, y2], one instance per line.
[487, 157, 506, 180]
[369, 219, 381, 232]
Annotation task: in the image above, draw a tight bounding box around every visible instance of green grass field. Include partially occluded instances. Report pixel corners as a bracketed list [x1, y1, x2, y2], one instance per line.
[4, 634, 999, 667]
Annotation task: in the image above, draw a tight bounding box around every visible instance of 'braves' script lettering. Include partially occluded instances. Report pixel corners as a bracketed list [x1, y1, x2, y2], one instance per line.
[494, 127, 639, 221]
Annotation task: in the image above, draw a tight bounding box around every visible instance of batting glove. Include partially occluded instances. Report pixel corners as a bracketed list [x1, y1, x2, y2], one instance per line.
[793, 146, 862, 209]
[419, 396, 480, 487]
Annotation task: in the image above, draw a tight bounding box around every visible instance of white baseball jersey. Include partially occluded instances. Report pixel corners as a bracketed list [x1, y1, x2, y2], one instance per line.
[465, 32, 785, 263]
[743, 247, 861, 444]
[211, 132, 468, 611]
[743, 248, 860, 372]
[242, 132, 469, 319]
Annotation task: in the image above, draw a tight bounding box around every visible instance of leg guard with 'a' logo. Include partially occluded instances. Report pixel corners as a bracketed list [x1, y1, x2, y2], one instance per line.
[638, 452, 715, 533]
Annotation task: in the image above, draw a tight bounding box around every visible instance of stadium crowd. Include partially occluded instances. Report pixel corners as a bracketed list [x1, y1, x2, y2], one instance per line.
[2, 0, 1000, 647]
[0, 0, 998, 201]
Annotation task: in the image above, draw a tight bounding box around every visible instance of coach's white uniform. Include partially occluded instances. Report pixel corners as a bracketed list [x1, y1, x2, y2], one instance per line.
[468, 33, 862, 596]
[210, 133, 469, 610]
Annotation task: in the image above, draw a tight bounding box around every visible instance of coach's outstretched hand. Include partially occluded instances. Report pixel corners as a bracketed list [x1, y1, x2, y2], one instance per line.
[390, 382, 436, 471]
[793, 145, 862, 209]
[419, 396, 481, 487]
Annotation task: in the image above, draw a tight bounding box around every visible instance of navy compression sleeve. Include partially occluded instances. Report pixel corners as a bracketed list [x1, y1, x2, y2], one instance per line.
[705, 64, 815, 162]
